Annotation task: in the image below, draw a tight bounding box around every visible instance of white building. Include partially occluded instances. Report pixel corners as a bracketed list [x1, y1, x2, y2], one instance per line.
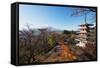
[76, 17, 94, 47]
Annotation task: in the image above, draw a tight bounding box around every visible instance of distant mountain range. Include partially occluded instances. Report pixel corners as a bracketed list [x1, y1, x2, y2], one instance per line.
[19, 26, 78, 36]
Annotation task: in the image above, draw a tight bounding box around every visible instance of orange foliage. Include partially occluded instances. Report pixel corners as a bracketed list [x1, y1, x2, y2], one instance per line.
[59, 44, 77, 61]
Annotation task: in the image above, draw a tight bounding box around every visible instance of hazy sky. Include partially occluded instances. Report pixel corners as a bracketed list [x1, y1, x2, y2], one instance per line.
[19, 4, 95, 30]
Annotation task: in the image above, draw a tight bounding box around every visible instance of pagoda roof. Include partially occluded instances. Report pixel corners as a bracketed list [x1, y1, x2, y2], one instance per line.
[79, 23, 94, 26]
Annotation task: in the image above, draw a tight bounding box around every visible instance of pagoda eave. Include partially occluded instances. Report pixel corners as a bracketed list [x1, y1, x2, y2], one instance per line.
[79, 23, 94, 26]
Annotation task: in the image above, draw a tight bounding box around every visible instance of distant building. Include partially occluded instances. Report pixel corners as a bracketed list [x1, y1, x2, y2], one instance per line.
[76, 16, 94, 47]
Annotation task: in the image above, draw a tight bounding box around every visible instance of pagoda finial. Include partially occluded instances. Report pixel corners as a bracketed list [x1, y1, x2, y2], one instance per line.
[85, 14, 87, 24]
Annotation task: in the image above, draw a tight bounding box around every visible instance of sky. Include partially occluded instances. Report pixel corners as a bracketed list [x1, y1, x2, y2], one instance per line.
[19, 4, 95, 31]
